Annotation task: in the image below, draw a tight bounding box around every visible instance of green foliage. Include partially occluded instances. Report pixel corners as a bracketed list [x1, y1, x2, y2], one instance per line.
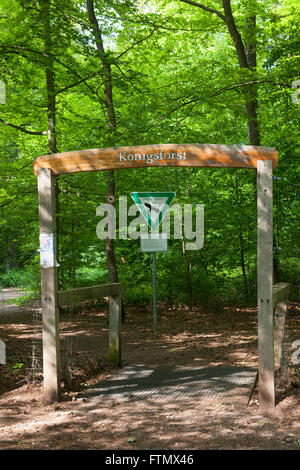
[0, 265, 40, 291]
[12, 362, 24, 375]
[0, 0, 299, 306]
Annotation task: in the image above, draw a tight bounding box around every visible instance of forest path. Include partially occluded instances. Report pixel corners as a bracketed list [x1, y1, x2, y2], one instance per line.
[0, 302, 299, 450]
[1, 287, 27, 301]
[80, 364, 257, 402]
[0, 288, 33, 314]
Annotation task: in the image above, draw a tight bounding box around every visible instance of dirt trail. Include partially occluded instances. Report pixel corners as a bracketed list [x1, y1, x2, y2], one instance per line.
[0, 300, 299, 450]
[0, 288, 30, 314]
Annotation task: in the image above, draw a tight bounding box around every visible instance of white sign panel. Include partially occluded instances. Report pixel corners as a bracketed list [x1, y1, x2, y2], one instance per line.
[39, 233, 58, 268]
[0, 339, 6, 364]
[0, 81, 6, 105]
[140, 234, 168, 253]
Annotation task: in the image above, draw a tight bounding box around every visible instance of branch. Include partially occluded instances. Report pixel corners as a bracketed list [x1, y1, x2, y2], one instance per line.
[113, 63, 146, 95]
[222, 0, 248, 68]
[0, 45, 100, 98]
[209, 80, 292, 97]
[15, 161, 34, 171]
[147, 79, 291, 128]
[0, 44, 49, 59]
[6, 85, 47, 109]
[115, 25, 159, 60]
[86, 0, 116, 130]
[116, 9, 184, 61]
[0, 191, 35, 209]
[61, 182, 104, 205]
[0, 117, 47, 135]
[178, 0, 225, 21]
[178, 0, 248, 68]
[54, 72, 100, 95]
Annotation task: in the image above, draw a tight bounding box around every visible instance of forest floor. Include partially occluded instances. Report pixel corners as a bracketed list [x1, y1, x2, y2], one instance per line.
[0, 298, 299, 450]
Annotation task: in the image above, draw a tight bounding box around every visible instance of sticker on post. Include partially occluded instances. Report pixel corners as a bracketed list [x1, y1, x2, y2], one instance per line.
[39, 233, 59, 268]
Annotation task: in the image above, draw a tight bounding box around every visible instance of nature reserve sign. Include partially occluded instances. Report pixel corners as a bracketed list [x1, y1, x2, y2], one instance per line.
[131, 191, 176, 231]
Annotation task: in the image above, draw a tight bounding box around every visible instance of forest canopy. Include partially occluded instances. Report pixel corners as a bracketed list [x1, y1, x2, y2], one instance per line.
[0, 0, 299, 306]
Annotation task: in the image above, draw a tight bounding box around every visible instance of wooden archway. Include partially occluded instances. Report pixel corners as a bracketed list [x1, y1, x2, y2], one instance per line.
[34, 143, 278, 175]
[34, 144, 278, 408]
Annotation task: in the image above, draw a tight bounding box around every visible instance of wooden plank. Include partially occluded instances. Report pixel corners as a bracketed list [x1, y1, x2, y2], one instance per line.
[57, 283, 124, 307]
[272, 282, 290, 306]
[33, 144, 278, 175]
[273, 283, 289, 371]
[37, 168, 61, 403]
[257, 160, 275, 409]
[247, 370, 259, 407]
[109, 294, 121, 366]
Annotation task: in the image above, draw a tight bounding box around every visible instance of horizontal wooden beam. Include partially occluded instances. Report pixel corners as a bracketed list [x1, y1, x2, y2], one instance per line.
[33, 144, 278, 175]
[57, 283, 124, 307]
[272, 282, 290, 306]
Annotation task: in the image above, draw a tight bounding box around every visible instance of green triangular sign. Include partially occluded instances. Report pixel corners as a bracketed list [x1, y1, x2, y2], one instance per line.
[131, 192, 175, 231]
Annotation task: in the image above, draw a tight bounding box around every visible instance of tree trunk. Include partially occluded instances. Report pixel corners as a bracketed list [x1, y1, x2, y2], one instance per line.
[106, 170, 119, 284]
[41, 0, 62, 287]
[244, 12, 260, 146]
[86, 0, 123, 315]
[41, 0, 57, 154]
[6, 236, 16, 271]
[273, 234, 280, 284]
[234, 174, 250, 298]
[182, 1, 261, 146]
[222, 1, 260, 146]
[175, 169, 193, 304]
[239, 228, 250, 298]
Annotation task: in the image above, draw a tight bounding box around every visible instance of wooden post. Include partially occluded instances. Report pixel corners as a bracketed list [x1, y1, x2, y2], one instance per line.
[257, 160, 275, 409]
[109, 294, 121, 366]
[38, 168, 61, 402]
[274, 299, 287, 371]
[273, 283, 290, 371]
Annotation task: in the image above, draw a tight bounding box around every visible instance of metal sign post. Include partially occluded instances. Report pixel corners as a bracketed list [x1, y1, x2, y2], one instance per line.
[132, 192, 175, 337]
[0, 282, 3, 309]
[141, 234, 168, 336]
[152, 252, 157, 336]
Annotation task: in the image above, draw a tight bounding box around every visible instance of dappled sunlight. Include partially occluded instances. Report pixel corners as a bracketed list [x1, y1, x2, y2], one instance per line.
[0, 301, 299, 449]
[1, 388, 299, 450]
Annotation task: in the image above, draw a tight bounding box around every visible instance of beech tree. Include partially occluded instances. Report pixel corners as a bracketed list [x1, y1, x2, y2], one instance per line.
[0, 0, 298, 304]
